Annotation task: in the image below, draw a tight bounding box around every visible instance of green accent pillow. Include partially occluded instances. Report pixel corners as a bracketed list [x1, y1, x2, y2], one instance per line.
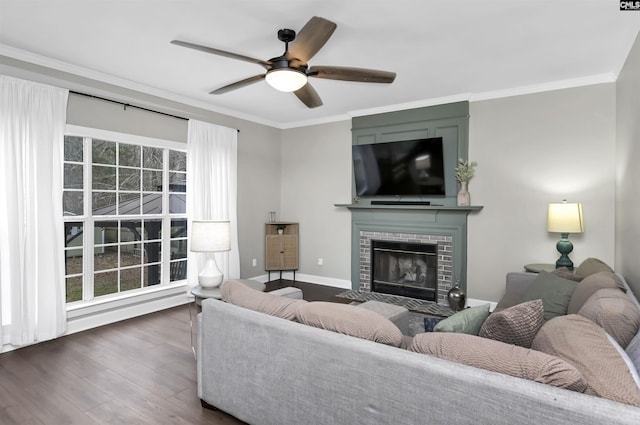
[522, 271, 579, 321]
[434, 304, 490, 335]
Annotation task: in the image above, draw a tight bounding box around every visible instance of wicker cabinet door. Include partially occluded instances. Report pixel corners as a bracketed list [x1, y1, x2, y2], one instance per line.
[265, 235, 283, 270]
[281, 235, 298, 270]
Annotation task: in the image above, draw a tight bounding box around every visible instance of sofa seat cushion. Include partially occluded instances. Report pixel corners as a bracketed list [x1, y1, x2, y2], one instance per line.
[433, 304, 490, 335]
[409, 332, 586, 392]
[578, 288, 640, 348]
[532, 314, 640, 406]
[479, 299, 544, 348]
[221, 279, 306, 320]
[521, 271, 578, 320]
[296, 302, 403, 347]
[567, 271, 626, 314]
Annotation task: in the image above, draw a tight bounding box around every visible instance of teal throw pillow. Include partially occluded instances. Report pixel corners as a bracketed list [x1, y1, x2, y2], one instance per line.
[434, 304, 490, 335]
[522, 271, 579, 321]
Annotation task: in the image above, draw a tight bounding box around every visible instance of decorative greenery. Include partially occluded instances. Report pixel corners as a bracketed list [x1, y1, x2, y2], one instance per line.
[454, 158, 477, 182]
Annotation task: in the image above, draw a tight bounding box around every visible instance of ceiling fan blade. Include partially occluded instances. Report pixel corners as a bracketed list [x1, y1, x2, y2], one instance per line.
[309, 66, 396, 83]
[294, 83, 323, 108]
[171, 40, 271, 69]
[210, 74, 266, 95]
[286, 17, 337, 64]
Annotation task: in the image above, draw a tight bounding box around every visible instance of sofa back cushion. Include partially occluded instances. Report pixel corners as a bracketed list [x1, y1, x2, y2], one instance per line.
[409, 332, 586, 392]
[296, 302, 403, 347]
[574, 257, 614, 279]
[567, 271, 626, 314]
[479, 299, 544, 348]
[532, 314, 640, 406]
[221, 280, 306, 320]
[521, 271, 578, 320]
[578, 288, 640, 348]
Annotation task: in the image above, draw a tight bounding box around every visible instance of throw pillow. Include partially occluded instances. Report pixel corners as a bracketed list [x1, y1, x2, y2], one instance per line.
[574, 257, 614, 279]
[296, 301, 403, 347]
[578, 288, 640, 348]
[221, 279, 307, 320]
[552, 266, 583, 282]
[433, 304, 490, 335]
[409, 332, 586, 392]
[478, 299, 544, 348]
[532, 314, 640, 406]
[521, 271, 578, 321]
[567, 271, 626, 314]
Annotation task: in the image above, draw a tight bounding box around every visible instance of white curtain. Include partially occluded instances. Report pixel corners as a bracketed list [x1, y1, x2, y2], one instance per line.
[186, 119, 239, 291]
[0, 76, 69, 347]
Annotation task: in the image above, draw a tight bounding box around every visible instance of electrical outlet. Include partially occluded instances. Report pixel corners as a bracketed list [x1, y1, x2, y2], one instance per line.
[317, 258, 324, 266]
[252, 258, 257, 267]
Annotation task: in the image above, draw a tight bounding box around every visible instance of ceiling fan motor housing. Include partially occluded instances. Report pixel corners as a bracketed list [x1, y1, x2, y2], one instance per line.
[277, 28, 296, 43]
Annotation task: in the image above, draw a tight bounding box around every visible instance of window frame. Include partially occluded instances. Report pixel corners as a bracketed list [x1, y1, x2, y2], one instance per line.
[64, 125, 188, 308]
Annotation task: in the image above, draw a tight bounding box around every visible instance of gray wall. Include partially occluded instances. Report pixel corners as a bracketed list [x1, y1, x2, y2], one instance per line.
[616, 32, 640, 297]
[468, 84, 616, 301]
[280, 120, 352, 286]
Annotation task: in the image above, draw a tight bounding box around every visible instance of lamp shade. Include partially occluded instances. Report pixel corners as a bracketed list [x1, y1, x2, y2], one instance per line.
[547, 202, 584, 233]
[265, 68, 307, 92]
[190, 220, 231, 252]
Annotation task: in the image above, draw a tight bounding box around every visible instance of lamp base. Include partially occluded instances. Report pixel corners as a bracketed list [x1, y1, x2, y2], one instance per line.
[555, 233, 574, 270]
[198, 253, 224, 288]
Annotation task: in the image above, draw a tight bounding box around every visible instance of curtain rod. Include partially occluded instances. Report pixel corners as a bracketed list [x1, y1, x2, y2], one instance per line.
[69, 90, 240, 132]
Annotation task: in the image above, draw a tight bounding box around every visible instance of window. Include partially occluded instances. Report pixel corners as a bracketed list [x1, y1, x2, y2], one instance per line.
[63, 128, 187, 304]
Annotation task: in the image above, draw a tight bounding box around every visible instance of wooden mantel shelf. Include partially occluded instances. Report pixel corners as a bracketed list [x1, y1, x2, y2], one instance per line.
[335, 203, 483, 212]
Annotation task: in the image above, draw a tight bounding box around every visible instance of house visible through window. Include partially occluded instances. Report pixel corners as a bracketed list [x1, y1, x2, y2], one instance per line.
[63, 129, 187, 304]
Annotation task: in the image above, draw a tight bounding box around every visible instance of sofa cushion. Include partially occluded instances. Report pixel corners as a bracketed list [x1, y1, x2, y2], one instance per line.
[221, 279, 306, 320]
[607, 333, 640, 391]
[567, 271, 626, 314]
[479, 299, 544, 348]
[574, 257, 614, 279]
[296, 301, 403, 347]
[409, 332, 586, 392]
[627, 332, 640, 379]
[521, 271, 578, 320]
[552, 266, 583, 282]
[577, 288, 640, 348]
[531, 314, 640, 406]
[433, 304, 490, 335]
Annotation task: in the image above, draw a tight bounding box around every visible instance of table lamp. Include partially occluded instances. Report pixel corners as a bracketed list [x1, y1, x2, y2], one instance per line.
[547, 201, 584, 270]
[190, 220, 231, 288]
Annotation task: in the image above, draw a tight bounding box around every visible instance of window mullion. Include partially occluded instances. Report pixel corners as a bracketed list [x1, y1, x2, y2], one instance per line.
[84, 136, 95, 301]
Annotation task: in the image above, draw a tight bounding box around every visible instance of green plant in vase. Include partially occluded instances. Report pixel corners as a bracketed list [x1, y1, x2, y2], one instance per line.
[454, 159, 477, 206]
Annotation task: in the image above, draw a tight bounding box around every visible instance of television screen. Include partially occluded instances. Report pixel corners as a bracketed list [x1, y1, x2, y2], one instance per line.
[352, 137, 445, 196]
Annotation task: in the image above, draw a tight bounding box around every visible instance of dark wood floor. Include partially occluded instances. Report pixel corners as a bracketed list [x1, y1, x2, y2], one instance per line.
[0, 280, 344, 425]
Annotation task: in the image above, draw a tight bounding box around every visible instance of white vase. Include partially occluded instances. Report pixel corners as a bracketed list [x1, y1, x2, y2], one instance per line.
[457, 181, 470, 206]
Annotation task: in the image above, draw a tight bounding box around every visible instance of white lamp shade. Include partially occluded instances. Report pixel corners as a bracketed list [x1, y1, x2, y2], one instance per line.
[547, 202, 584, 233]
[190, 220, 231, 252]
[265, 68, 307, 92]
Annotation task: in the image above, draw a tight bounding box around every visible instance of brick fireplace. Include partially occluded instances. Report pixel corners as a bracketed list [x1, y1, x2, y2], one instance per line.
[340, 203, 480, 307]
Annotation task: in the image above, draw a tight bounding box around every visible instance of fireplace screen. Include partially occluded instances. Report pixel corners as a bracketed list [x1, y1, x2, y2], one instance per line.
[371, 240, 437, 301]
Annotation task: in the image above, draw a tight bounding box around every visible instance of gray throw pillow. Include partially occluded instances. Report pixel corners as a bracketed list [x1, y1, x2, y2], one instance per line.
[479, 299, 544, 348]
[433, 304, 490, 335]
[521, 271, 578, 320]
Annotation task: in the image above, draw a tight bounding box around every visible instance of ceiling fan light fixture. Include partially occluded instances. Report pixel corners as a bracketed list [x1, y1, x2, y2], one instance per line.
[265, 68, 307, 92]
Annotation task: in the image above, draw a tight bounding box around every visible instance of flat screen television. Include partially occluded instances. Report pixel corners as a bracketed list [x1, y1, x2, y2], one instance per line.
[352, 137, 445, 197]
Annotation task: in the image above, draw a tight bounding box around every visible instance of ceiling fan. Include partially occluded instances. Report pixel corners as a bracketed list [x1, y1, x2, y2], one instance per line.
[170, 16, 396, 108]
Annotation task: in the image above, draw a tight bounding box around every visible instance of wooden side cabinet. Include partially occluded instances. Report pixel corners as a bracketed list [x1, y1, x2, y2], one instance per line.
[265, 222, 299, 282]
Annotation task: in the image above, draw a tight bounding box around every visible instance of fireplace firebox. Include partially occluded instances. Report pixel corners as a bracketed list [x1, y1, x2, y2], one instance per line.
[371, 240, 438, 301]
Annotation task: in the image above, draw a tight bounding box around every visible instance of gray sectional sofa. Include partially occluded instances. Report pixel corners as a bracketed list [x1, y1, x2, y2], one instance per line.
[197, 268, 640, 425]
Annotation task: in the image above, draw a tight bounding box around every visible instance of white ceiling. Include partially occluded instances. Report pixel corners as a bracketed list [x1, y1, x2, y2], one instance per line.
[1, 1, 639, 128]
